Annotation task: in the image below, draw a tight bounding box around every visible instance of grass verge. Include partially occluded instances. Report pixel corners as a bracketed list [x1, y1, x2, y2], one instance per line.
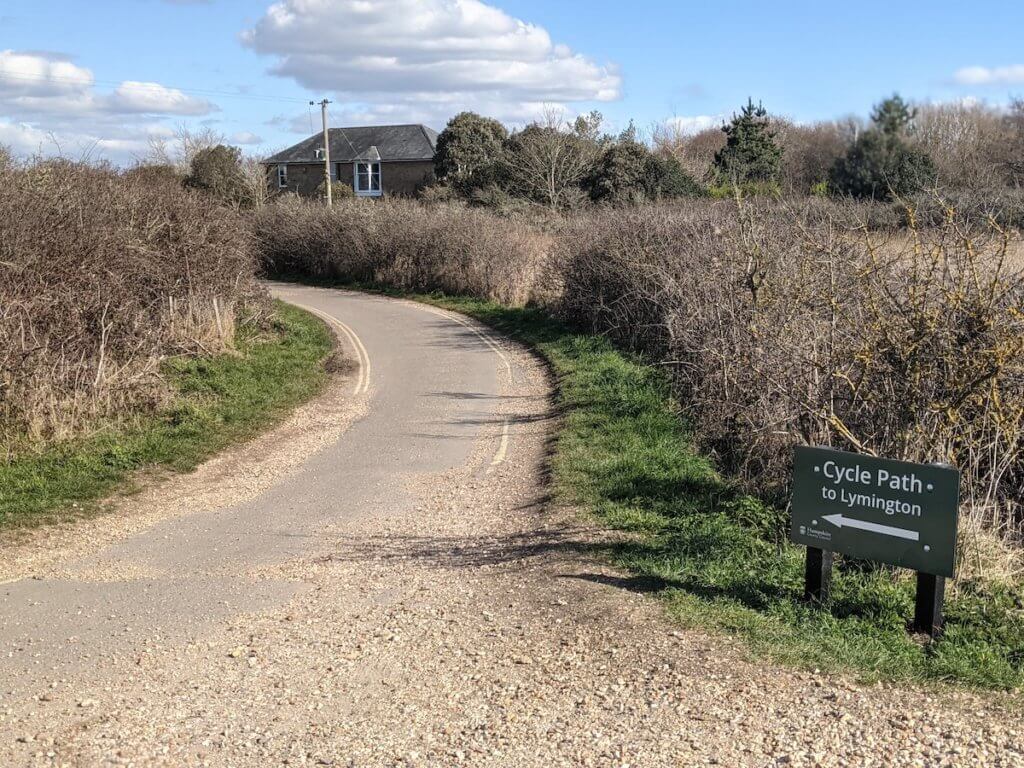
[390, 289, 1022, 693]
[0, 301, 333, 531]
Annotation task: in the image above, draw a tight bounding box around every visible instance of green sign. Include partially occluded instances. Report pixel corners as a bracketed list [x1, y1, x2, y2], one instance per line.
[791, 446, 960, 577]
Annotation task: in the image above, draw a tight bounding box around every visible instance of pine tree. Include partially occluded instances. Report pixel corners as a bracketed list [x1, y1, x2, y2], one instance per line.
[713, 99, 782, 185]
[870, 94, 916, 137]
[830, 94, 935, 200]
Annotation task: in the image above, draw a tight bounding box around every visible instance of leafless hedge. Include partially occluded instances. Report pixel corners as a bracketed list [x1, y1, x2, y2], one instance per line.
[0, 160, 263, 452]
[556, 198, 1024, 570]
[253, 196, 551, 306]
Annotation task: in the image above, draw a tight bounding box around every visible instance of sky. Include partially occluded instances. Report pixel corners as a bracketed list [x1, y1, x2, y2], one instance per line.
[1, 0, 1022, 164]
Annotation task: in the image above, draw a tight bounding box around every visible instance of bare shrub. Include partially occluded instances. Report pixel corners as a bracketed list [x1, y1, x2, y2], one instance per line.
[254, 198, 551, 306]
[774, 120, 849, 194]
[0, 160, 262, 451]
[653, 126, 725, 183]
[913, 102, 1010, 190]
[556, 197, 1024, 571]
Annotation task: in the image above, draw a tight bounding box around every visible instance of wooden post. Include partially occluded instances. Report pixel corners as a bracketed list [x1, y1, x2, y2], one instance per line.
[804, 547, 833, 604]
[913, 572, 945, 638]
[316, 99, 333, 208]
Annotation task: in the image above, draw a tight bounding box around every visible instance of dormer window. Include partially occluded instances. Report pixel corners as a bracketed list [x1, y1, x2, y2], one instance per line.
[314, 148, 324, 160]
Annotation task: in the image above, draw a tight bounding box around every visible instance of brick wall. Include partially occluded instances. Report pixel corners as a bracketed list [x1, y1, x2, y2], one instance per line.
[379, 162, 435, 197]
[268, 161, 435, 199]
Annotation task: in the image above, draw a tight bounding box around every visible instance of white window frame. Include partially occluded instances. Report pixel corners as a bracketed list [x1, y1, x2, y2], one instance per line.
[276, 164, 288, 189]
[354, 161, 382, 197]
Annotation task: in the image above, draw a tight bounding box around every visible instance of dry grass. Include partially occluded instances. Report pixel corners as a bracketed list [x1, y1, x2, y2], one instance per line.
[0, 160, 264, 454]
[1008, 239, 1024, 271]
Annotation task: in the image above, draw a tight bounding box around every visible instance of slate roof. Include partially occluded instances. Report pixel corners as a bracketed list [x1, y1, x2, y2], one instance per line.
[265, 124, 438, 164]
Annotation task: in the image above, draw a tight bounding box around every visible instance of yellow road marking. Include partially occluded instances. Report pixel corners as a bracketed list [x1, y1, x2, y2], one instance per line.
[486, 418, 511, 474]
[411, 304, 514, 381]
[403, 302, 517, 472]
[294, 304, 371, 395]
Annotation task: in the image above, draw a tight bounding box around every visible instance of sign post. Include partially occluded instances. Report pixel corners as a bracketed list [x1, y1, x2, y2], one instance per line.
[913, 572, 946, 636]
[804, 547, 833, 603]
[790, 446, 960, 637]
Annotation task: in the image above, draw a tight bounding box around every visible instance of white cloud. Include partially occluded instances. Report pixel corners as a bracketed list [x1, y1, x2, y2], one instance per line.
[0, 119, 158, 160]
[230, 130, 264, 145]
[953, 65, 1024, 86]
[664, 114, 723, 135]
[242, 0, 620, 126]
[0, 50, 218, 162]
[109, 81, 213, 116]
[0, 49, 93, 97]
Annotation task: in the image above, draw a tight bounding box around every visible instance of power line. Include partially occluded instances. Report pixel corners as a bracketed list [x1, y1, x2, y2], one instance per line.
[318, 100, 358, 158]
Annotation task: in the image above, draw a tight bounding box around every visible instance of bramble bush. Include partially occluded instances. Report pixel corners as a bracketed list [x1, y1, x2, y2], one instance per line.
[557, 197, 1024, 577]
[0, 160, 263, 452]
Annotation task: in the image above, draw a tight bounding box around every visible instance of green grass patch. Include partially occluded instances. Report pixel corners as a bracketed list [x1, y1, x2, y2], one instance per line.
[383, 289, 1023, 693]
[0, 301, 333, 530]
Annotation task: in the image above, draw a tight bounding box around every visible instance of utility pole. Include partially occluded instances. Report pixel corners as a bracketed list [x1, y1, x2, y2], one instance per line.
[312, 99, 332, 207]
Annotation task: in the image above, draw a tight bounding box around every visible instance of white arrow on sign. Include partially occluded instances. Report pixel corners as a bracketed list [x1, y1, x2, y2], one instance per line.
[822, 514, 920, 542]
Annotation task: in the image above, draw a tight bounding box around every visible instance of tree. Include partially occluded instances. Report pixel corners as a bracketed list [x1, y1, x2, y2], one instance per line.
[589, 137, 703, 203]
[146, 124, 224, 174]
[0, 144, 12, 171]
[713, 99, 782, 184]
[240, 155, 278, 209]
[913, 102, 1009, 190]
[643, 154, 705, 199]
[499, 111, 603, 209]
[184, 144, 250, 207]
[829, 95, 936, 200]
[433, 112, 508, 192]
[871, 94, 916, 137]
[652, 124, 725, 183]
[589, 139, 650, 203]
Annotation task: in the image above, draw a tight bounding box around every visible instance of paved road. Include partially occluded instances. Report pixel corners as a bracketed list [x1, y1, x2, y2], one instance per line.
[0, 285, 523, 747]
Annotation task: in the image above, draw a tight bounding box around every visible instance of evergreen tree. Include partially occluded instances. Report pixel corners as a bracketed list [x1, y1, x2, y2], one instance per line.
[830, 94, 935, 200]
[713, 99, 782, 184]
[184, 144, 249, 206]
[643, 154, 705, 200]
[588, 139, 650, 203]
[589, 140, 704, 203]
[871, 94, 916, 137]
[433, 112, 508, 193]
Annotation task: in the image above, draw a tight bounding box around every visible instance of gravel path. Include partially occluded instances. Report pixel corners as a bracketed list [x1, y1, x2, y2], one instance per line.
[0, 288, 1020, 767]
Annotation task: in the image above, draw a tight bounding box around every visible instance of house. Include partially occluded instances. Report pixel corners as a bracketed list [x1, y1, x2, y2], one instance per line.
[265, 124, 438, 199]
